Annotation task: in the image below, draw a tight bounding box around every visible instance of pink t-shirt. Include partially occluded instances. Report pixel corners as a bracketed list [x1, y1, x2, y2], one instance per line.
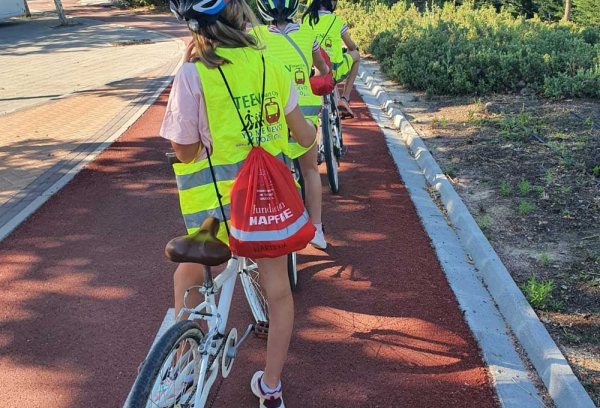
[160, 62, 299, 161]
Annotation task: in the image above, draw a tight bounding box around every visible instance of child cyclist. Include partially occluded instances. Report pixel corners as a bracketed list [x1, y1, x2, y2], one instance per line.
[302, 0, 360, 119]
[162, 0, 317, 407]
[253, 0, 330, 249]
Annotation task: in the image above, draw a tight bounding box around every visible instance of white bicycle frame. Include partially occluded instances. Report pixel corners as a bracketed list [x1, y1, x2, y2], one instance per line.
[175, 256, 258, 408]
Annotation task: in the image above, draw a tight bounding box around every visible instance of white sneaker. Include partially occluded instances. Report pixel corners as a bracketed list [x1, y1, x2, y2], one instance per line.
[310, 229, 327, 250]
[251, 371, 285, 408]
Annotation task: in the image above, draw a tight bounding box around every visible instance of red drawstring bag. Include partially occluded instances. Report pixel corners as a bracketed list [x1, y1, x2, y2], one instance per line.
[310, 47, 335, 96]
[229, 147, 315, 258]
[210, 54, 315, 259]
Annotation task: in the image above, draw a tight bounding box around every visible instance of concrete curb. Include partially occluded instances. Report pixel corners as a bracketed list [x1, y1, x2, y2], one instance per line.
[357, 65, 595, 408]
[0, 21, 185, 243]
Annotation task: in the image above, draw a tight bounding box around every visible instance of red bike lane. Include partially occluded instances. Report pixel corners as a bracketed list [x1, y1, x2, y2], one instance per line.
[0, 7, 499, 407]
[0, 86, 499, 406]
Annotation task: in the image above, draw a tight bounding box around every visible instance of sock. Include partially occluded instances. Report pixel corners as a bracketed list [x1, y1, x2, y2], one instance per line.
[260, 376, 282, 394]
[314, 223, 323, 233]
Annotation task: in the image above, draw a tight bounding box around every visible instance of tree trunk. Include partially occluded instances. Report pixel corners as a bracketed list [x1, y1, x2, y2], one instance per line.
[53, 0, 68, 25]
[23, 0, 31, 17]
[563, 0, 572, 21]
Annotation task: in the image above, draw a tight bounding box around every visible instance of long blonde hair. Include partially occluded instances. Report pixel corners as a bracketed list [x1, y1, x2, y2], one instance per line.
[190, 0, 263, 69]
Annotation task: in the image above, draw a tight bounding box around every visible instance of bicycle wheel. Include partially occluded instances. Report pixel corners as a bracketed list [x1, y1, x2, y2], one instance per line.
[333, 105, 344, 152]
[292, 158, 305, 202]
[288, 252, 298, 292]
[321, 105, 340, 194]
[124, 320, 204, 408]
[240, 258, 269, 324]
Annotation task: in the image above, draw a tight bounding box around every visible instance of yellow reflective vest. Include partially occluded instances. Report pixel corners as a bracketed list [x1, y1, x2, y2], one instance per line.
[253, 24, 321, 159]
[172, 47, 291, 244]
[303, 13, 347, 81]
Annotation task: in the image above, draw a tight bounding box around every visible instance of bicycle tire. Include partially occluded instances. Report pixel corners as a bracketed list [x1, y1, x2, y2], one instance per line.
[124, 320, 204, 408]
[287, 252, 298, 292]
[333, 105, 344, 152]
[240, 259, 269, 324]
[321, 105, 340, 194]
[293, 158, 306, 202]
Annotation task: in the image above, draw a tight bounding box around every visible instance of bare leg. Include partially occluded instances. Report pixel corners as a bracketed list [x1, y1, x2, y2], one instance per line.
[256, 256, 293, 389]
[174, 263, 204, 320]
[342, 50, 361, 100]
[297, 142, 322, 224]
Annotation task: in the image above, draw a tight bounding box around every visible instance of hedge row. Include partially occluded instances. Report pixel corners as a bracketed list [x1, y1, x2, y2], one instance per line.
[337, 2, 600, 98]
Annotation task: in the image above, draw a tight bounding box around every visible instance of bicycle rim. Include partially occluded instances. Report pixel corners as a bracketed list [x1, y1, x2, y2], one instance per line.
[124, 320, 204, 408]
[240, 258, 269, 324]
[321, 106, 340, 193]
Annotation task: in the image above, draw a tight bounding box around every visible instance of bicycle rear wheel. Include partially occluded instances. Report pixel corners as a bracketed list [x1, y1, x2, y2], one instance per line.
[292, 158, 305, 202]
[321, 105, 340, 194]
[240, 258, 269, 324]
[288, 252, 298, 292]
[124, 320, 204, 408]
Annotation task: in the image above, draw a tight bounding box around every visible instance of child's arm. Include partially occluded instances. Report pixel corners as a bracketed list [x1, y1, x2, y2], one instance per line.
[286, 107, 317, 148]
[341, 32, 358, 52]
[312, 49, 330, 77]
[171, 140, 201, 164]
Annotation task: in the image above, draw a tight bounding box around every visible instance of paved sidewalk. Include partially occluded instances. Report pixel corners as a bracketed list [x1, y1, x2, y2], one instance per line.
[0, 14, 183, 234]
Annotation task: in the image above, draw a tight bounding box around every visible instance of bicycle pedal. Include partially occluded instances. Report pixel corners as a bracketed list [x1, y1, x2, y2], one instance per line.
[254, 321, 269, 339]
[341, 146, 349, 156]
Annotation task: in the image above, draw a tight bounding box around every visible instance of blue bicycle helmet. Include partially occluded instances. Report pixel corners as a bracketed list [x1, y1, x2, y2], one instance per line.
[170, 0, 233, 31]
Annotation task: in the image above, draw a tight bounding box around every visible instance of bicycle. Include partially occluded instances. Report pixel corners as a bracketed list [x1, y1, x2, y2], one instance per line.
[318, 87, 344, 194]
[124, 217, 269, 408]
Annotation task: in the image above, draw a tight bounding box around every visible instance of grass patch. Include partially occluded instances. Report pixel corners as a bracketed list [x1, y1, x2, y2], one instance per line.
[520, 276, 555, 309]
[477, 214, 491, 230]
[540, 252, 553, 266]
[519, 179, 532, 195]
[500, 181, 511, 197]
[518, 200, 537, 215]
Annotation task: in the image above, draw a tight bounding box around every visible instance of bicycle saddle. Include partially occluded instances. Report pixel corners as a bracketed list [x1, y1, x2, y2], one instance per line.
[165, 217, 231, 266]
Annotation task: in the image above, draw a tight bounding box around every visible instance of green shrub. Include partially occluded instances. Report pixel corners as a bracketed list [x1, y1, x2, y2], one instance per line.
[358, 3, 600, 97]
[337, 0, 409, 51]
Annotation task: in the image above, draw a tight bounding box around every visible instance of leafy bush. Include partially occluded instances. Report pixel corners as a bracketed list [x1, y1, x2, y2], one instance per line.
[345, 2, 600, 97]
[336, 0, 410, 51]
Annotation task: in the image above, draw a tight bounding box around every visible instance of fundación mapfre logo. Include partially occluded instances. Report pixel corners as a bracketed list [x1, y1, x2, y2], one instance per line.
[250, 201, 293, 226]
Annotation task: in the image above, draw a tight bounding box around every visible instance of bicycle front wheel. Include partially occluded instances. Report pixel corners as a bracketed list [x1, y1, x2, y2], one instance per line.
[321, 105, 340, 194]
[124, 320, 204, 408]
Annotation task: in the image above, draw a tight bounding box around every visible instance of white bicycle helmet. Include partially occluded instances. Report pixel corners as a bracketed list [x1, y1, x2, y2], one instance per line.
[170, 0, 233, 31]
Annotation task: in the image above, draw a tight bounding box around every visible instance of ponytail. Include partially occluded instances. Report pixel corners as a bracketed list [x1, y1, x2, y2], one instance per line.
[302, 0, 334, 27]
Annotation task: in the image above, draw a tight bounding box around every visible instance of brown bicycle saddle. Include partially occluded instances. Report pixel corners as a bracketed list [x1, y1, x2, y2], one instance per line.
[165, 217, 231, 266]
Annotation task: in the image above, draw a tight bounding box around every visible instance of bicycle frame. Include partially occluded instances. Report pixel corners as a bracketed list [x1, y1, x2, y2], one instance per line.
[174, 256, 245, 407]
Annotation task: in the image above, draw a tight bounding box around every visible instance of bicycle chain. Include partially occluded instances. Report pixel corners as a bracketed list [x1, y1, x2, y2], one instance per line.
[205, 336, 227, 408]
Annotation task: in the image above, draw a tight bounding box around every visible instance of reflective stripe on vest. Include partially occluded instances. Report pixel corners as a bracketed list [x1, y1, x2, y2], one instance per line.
[300, 105, 321, 117]
[176, 152, 287, 191]
[183, 204, 232, 229]
[173, 47, 291, 236]
[253, 25, 321, 122]
[230, 210, 310, 242]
